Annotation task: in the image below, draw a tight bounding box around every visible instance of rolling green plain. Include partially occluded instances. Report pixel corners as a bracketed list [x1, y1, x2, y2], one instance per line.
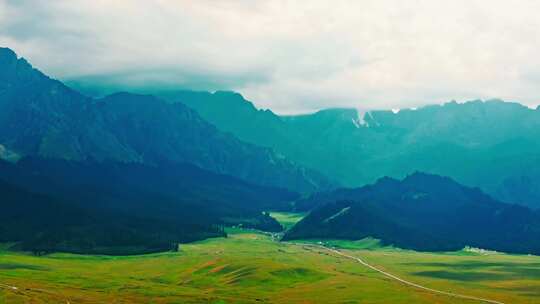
[1, 213, 539, 303]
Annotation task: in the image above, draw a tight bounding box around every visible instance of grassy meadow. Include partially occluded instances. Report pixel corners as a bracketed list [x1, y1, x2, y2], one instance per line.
[268, 212, 306, 230]
[0, 213, 539, 303]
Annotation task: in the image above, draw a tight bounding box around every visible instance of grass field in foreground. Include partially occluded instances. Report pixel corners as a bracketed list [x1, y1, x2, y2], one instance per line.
[1, 215, 539, 303]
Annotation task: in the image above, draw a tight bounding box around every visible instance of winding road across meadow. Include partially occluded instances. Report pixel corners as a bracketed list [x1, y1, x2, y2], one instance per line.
[302, 243, 505, 304]
[0, 231, 505, 304]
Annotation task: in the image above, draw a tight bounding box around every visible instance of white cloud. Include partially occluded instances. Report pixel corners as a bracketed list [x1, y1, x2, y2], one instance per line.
[1, 0, 540, 113]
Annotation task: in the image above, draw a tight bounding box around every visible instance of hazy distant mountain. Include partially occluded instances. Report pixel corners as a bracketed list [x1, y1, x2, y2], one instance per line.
[0, 157, 297, 254]
[0, 48, 331, 193]
[162, 90, 540, 208]
[283, 172, 540, 254]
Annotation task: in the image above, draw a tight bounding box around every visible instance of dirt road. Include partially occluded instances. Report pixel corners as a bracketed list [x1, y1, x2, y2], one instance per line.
[312, 244, 505, 304]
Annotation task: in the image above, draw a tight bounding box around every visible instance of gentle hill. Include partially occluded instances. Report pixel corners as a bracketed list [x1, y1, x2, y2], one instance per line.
[283, 172, 540, 254]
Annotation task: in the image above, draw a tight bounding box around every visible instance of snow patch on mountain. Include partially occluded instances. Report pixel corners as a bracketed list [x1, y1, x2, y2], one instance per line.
[353, 110, 371, 128]
[0, 144, 20, 162]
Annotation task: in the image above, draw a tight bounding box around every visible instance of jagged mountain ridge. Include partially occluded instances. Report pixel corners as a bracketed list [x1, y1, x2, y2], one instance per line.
[0, 48, 332, 193]
[162, 90, 540, 208]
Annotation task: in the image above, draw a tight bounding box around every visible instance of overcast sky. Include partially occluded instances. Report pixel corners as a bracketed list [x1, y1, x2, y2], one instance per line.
[1, 0, 540, 113]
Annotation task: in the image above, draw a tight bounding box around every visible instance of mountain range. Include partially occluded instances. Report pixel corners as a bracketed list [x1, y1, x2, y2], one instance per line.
[2, 46, 540, 255]
[0, 47, 335, 254]
[0, 47, 331, 194]
[161, 90, 540, 209]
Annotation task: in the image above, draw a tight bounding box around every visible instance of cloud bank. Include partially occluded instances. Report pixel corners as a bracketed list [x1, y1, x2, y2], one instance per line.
[1, 0, 540, 113]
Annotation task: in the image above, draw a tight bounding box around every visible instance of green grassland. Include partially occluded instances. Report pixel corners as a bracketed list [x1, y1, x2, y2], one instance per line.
[0, 215, 539, 303]
[293, 237, 388, 250]
[268, 212, 306, 230]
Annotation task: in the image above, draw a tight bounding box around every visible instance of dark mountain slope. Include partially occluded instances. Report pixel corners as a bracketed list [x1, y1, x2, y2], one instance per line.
[0, 157, 297, 254]
[0, 48, 332, 193]
[283, 173, 540, 254]
[5, 157, 298, 217]
[0, 178, 224, 255]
